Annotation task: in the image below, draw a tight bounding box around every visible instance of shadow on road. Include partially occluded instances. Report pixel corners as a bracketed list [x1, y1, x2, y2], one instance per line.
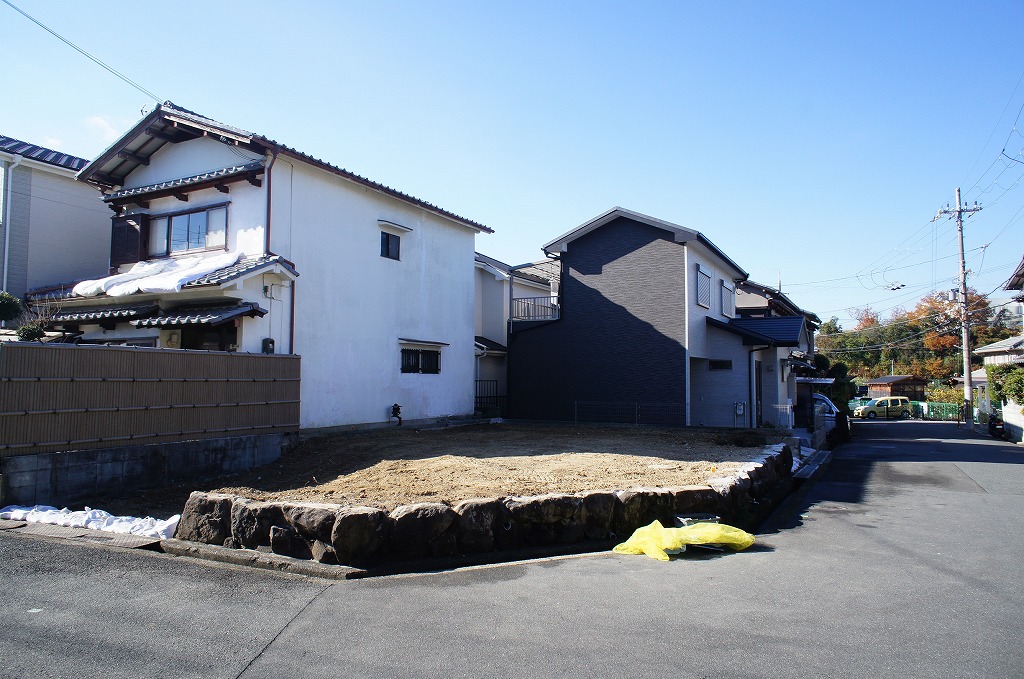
[759, 419, 1023, 534]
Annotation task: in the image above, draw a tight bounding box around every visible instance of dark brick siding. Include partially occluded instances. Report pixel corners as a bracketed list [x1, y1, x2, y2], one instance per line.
[509, 217, 687, 421]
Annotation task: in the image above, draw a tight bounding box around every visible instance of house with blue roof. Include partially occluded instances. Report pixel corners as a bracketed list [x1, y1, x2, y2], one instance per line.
[1, 135, 111, 301]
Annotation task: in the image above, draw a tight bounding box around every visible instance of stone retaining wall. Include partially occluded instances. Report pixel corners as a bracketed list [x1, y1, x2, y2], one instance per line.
[174, 444, 793, 568]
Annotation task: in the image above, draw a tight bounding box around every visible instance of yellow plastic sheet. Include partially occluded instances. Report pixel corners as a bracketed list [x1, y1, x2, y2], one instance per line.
[613, 520, 755, 561]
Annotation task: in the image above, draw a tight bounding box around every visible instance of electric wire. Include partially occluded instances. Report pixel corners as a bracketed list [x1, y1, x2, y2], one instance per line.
[1, 0, 162, 102]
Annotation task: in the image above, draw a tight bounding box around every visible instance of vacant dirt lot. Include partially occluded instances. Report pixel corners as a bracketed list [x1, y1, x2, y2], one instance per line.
[101, 422, 775, 519]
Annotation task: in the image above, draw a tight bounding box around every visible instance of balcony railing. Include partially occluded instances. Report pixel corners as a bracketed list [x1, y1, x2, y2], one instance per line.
[512, 296, 559, 322]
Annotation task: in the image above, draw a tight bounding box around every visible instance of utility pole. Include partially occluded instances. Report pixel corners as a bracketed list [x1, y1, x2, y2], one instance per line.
[935, 188, 982, 429]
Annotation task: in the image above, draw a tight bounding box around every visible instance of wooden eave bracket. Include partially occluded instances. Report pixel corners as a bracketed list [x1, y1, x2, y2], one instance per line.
[118, 150, 150, 166]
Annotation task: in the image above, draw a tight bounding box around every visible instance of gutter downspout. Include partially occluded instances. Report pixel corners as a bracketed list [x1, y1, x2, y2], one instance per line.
[263, 147, 278, 256]
[3, 154, 23, 294]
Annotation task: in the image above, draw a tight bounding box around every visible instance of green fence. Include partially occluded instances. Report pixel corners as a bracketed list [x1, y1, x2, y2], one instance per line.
[913, 401, 960, 421]
[846, 399, 963, 421]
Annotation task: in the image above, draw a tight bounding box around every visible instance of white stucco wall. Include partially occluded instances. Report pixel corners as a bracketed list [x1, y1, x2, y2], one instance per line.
[475, 264, 507, 343]
[126, 137, 262, 189]
[125, 140, 267, 259]
[273, 159, 480, 428]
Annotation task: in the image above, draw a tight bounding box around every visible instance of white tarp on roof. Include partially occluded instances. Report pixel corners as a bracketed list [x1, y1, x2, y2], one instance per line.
[73, 251, 241, 298]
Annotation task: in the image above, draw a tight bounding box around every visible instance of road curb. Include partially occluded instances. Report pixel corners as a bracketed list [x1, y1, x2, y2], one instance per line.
[159, 538, 364, 580]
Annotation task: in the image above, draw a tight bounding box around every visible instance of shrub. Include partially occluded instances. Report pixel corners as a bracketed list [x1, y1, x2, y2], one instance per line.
[0, 291, 21, 322]
[15, 321, 45, 342]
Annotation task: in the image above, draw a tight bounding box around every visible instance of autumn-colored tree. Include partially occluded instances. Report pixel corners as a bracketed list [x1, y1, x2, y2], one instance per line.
[817, 289, 1015, 382]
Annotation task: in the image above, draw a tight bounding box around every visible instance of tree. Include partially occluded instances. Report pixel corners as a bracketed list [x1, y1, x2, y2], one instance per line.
[818, 289, 1015, 383]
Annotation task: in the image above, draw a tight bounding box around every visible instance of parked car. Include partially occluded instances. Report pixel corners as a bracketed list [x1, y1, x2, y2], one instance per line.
[852, 396, 911, 419]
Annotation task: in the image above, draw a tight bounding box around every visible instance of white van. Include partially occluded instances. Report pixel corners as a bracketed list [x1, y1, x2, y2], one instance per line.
[813, 393, 840, 439]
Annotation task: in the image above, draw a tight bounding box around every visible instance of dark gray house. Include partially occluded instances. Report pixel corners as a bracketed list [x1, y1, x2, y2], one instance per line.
[508, 207, 781, 427]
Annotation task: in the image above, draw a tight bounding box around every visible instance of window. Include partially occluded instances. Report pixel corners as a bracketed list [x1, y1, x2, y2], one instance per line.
[721, 281, 735, 317]
[709, 359, 733, 370]
[696, 264, 711, 308]
[401, 348, 440, 374]
[381, 231, 401, 260]
[149, 204, 227, 257]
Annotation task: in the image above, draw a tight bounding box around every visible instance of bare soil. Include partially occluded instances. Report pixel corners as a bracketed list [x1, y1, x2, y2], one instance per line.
[98, 422, 774, 519]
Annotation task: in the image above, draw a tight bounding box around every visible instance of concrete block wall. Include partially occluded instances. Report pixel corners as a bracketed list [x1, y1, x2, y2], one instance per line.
[0, 434, 285, 507]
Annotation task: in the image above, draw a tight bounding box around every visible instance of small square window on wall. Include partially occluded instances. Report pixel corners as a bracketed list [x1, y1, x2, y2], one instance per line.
[381, 231, 401, 260]
[709, 359, 733, 370]
[696, 264, 712, 308]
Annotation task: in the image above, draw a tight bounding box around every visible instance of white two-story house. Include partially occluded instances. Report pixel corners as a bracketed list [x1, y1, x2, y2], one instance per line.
[27, 102, 491, 429]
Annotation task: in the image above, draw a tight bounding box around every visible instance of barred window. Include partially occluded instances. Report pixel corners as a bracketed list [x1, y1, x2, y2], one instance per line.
[401, 348, 441, 374]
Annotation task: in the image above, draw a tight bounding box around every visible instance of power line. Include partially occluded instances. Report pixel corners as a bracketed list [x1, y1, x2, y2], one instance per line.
[1, 0, 162, 102]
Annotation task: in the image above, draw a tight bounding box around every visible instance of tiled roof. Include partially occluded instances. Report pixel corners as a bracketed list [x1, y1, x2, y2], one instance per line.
[182, 254, 298, 288]
[50, 303, 159, 323]
[132, 301, 266, 327]
[975, 335, 1024, 355]
[26, 254, 298, 302]
[80, 102, 491, 233]
[1007, 257, 1024, 291]
[103, 162, 264, 201]
[866, 375, 926, 385]
[0, 134, 89, 171]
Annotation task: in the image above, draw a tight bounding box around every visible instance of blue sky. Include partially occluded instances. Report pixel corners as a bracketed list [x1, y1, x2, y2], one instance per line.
[3, 0, 1024, 326]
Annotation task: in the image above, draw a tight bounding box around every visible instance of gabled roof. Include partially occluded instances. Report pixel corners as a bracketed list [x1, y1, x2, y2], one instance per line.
[866, 375, 927, 385]
[737, 279, 822, 327]
[78, 102, 491, 233]
[974, 334, 1024, 355]
[542, 207, 747, 280]
[1, 134, 89, 171]
[1007, 256, 1024, 291]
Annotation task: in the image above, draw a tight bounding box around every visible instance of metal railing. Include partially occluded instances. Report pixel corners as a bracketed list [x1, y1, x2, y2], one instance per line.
[474, 379, 507, 416]
[511, 296, 559, 322]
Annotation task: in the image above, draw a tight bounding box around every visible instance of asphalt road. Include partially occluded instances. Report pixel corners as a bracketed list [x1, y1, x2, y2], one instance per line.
[2, 419, 1022, 678]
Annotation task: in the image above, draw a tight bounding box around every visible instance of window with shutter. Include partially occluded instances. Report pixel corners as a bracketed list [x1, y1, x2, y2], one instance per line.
[109, 214, 148, 271]
[696, 264, 711, 308]
[721, 281, 735, 317]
